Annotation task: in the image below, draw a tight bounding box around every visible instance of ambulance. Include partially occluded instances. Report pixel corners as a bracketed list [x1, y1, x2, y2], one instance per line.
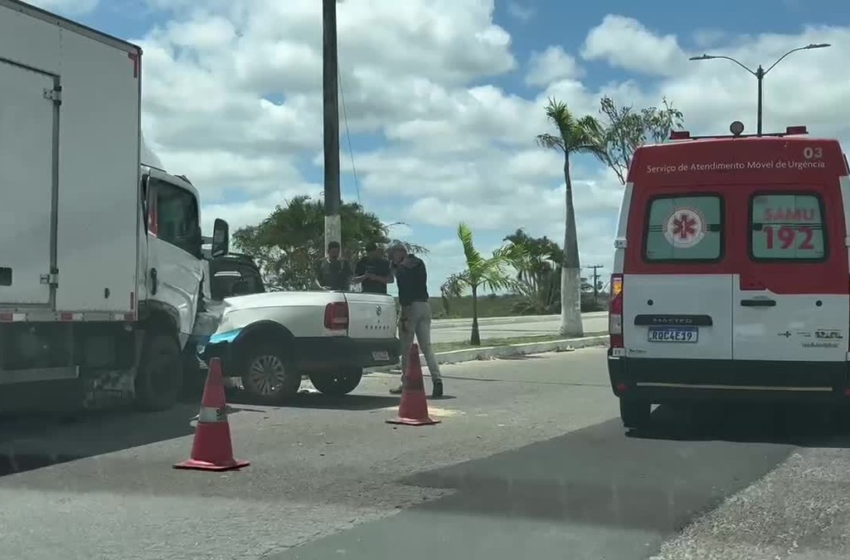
[607, 121, 850, 428]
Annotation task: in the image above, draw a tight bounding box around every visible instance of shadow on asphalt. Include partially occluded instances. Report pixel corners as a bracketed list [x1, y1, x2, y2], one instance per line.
[0, 403, 256, 479]
[398, 414, 794, 533]
[398, 403, 849, 531]
[627, 402, 850, 447]
[225, 388, 402, 411]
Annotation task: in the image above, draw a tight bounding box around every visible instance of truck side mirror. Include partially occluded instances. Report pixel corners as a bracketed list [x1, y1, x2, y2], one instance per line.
[212, 218, 229, 258]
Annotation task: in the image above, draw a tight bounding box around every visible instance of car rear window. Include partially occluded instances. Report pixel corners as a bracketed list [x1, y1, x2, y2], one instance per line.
[750, 193, 826, 261]
[643, 195, 723, 261]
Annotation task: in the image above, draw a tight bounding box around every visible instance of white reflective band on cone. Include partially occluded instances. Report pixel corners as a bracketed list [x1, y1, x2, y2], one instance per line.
[197, 406, 227, 423]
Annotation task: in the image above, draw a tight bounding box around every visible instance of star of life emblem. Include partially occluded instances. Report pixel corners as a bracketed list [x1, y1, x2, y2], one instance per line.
[664, 207, 707, 249]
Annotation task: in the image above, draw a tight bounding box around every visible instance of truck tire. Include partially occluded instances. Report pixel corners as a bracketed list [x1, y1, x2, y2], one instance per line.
[309, 368, 363, 396]
[135, 333, 184, 411]
[620, 398, 651, 429]
[180, 344, 205, 401]
[240, 343, 301, 405]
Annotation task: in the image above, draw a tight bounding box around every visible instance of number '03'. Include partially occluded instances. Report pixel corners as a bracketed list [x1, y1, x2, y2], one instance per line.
[803, 146, 823, 160]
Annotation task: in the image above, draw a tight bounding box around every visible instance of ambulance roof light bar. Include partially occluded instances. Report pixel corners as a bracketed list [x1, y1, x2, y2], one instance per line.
[785, 125, 808, 135]
[668, 122, 809, 141]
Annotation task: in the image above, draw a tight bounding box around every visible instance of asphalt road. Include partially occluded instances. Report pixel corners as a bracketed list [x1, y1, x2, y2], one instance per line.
[2, 349, 850, 560]
[430, 311, 608, 344]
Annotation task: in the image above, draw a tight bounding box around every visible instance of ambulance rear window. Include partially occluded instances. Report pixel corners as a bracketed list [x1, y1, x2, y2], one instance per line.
[750, 193, 826, 261]
[643, 195, 723, 262]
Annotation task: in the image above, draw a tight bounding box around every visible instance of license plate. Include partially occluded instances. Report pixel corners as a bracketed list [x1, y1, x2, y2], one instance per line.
[648, 327, 698, 343]
[372, 351, 390, 361]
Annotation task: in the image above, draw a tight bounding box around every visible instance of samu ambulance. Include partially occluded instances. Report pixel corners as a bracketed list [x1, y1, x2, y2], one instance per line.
[607, 122, 850, 428]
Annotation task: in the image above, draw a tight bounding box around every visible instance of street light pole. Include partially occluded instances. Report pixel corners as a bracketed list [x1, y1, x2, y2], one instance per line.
[689, 43, 830, 136]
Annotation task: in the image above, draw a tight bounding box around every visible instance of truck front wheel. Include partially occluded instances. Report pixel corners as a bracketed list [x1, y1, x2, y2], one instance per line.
[240, 343, 302, 405]
[135, 333, 184, 411]
[309, 368, 363, 396]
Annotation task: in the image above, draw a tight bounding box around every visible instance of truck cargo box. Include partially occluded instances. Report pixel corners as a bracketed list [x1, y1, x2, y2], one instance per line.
[0, 0, 141, 316]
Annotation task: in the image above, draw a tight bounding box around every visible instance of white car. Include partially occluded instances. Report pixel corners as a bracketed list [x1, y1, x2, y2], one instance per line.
[196, 270, 399, 404]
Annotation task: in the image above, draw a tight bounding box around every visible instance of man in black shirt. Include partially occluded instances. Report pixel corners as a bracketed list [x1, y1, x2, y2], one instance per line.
[353, 242, 393, 294]
[388, 242, 443, 398]
[314, 241, 353, 291]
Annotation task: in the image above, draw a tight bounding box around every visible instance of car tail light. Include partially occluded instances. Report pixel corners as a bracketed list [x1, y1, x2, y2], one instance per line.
[609, 274, 623, 348]
[324, 301, 349, 330]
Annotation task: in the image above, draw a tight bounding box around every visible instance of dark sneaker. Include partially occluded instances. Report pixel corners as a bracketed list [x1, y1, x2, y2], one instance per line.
[432, 380, 444, 398]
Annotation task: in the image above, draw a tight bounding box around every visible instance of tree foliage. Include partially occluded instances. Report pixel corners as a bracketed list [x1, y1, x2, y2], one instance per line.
[598, 96, 685, 184]
[441, 223, 523, 345]
[233, 195, 427, 291]
[535, 98, 607, 162]
[503, 229, 562, 315]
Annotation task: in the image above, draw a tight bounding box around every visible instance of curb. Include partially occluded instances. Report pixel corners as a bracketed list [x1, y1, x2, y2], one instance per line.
[365, 334, 608, 374]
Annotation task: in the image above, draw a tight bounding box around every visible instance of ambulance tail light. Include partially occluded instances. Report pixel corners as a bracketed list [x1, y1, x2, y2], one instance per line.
[609, 274, 624, 348]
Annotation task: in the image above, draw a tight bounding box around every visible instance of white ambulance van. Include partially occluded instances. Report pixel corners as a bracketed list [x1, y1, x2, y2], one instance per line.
[607, 122, 850, 428]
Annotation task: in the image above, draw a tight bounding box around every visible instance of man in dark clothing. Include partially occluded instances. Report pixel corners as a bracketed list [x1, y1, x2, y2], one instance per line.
[387, 242, 443, 398]
[314, 241, 353, 291]
[353, 242, 393, 294]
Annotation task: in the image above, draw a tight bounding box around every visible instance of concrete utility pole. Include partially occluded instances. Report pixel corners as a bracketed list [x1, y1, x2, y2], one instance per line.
[322, 0, 341, 252]
[586, 264, 604, 302]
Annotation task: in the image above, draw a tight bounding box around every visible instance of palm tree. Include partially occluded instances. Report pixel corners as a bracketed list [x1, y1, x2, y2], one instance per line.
[441, 223, 522, 345]
[504, 228, 562, 315]
[536, 98, 606, 337]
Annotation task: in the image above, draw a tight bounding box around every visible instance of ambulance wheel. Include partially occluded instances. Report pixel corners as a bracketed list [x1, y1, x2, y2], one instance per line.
[309, 368, 363, 396]
[135, 333, 184, 411]
[620, 399, 651, 429]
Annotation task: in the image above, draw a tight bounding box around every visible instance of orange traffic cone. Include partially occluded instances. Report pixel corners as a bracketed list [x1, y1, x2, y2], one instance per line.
[174, 357, 250, 471]
[387, 343, 440, 426]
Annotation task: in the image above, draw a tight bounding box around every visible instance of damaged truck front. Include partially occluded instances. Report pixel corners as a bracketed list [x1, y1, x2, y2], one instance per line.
[0, 0, 230, 412]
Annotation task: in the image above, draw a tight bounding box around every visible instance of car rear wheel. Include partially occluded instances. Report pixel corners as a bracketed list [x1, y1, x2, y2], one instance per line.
[240, 343, 301, 405]
[309, 368, 363, 396]
[620, 398, 651, 429]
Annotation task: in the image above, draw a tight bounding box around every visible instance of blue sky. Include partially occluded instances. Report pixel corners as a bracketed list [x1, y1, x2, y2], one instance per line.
[35, 0, 850, 294]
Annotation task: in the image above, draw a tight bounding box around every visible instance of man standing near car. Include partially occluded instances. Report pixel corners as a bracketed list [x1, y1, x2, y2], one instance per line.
[314, 241, 353, 291]
[353, 242, 393, 294]
[387, 242, 443, 398]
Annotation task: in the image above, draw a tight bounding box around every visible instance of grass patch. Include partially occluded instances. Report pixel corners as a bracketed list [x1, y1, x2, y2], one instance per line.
[431, 334, 572, 354]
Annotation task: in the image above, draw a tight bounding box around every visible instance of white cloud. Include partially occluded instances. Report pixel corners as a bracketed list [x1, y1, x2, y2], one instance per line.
[129, 1, 850, 293]
[506, 2, 534, 23]
[385, 222, 413, 240]
[27, 0, 98, 15]
[525, 46, 584, 87]
[581, 15, 684, 77]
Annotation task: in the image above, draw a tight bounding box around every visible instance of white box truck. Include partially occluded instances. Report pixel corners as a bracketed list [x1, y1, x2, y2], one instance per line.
[0, 0, 232, 412]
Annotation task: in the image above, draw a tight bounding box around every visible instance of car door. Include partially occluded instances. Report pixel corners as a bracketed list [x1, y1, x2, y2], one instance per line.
[733, 186, 849, 362]
[623, 191, 734, 360]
